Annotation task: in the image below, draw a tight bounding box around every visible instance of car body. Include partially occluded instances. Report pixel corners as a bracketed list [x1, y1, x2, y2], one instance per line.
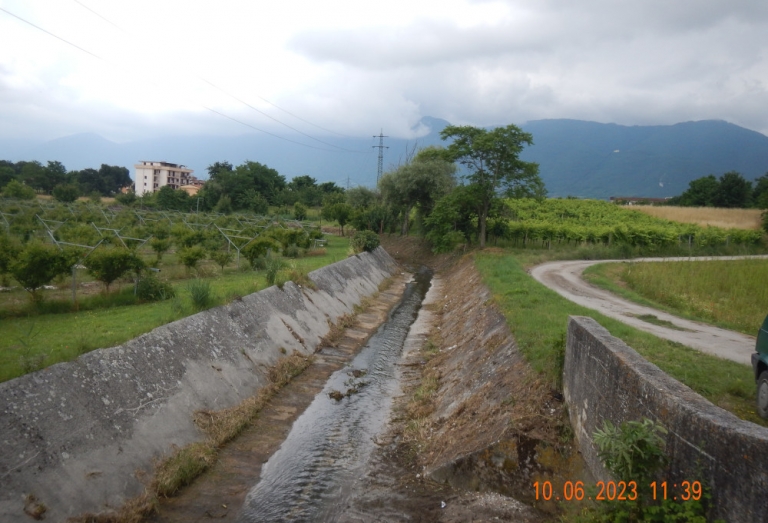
[752, 314, 768, 419]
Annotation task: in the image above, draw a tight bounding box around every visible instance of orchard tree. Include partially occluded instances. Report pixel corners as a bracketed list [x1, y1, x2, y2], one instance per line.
[441, 124, 543, 247]
[85, 248, 145, 293]
[10, 242, 71, 302]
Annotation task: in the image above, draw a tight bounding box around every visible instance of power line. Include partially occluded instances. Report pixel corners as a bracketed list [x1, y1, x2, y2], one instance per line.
[0, 6, 345, 153]
[71, 0, 361, 149]
[0, 7, 101, 60]
[373, 130, 389, 184]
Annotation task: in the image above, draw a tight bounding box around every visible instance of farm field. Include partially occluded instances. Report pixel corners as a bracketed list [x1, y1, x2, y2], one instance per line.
[631, 204, 763, 230]
[496, 198, 764, 251]
[0, 198, 349, 383]
[583, 258, 768, 336]
[0, 236, 348, 383]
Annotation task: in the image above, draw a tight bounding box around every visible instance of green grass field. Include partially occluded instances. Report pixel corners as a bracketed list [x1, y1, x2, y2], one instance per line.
[0, 236, 349, 383]
[583, 259, 768, 336]
[474, 251, 767, 427]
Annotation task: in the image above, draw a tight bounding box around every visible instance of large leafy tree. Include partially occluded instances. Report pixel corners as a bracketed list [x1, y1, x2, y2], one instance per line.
[713, 171, 752, 208]
[379, 147, 456, 235]
[671, 174, 718, 206]
[440, 124, 543, 247]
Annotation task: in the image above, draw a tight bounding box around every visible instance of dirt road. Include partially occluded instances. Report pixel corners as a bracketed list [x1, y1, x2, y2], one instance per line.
[529, 257, 766, 366]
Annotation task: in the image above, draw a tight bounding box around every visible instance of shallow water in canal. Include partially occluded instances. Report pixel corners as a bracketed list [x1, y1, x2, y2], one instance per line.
[237, 268, 432, 522]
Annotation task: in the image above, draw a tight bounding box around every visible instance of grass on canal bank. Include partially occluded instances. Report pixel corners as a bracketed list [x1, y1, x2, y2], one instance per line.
[474, 251, 767, 428]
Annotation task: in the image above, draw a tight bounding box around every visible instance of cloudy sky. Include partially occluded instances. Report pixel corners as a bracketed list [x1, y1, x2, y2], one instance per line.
[1, 0, 767, 145]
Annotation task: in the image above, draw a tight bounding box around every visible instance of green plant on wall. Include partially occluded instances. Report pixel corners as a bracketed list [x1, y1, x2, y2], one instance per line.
[588, 418, 719, 522]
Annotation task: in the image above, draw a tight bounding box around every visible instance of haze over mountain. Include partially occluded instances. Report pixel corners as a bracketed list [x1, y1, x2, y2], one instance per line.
[1, 118, 767, 200]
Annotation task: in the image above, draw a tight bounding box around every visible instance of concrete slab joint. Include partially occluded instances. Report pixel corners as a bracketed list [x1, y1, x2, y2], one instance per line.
[0, 247, 398, 522]
[564, 315, 768, 523]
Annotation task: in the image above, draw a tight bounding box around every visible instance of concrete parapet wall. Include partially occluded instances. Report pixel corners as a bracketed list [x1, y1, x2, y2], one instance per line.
[565, 316, 768, 523]
[0, 247, 398, 522]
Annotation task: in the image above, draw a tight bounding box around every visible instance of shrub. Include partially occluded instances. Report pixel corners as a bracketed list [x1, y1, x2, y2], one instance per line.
[243, 237, 281, 268]
[293, 202, 308, 221]
[350, 230, 380, 253]
[3, 180, 36, 200]
[52, 183, 80, 203]
[136, 274, 175, 302]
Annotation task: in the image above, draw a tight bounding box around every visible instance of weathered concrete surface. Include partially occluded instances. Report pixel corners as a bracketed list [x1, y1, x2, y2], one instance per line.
[0, 247, 397, 522]
[565, 316, 768, 523]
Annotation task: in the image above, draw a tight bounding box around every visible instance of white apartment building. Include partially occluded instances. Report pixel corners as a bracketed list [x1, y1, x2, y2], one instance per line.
[134, 161, 196, 197]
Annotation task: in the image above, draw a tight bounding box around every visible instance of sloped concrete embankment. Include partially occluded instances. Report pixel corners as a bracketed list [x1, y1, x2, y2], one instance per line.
[565, 316, 768, 523]
[0, 248, 398, 522]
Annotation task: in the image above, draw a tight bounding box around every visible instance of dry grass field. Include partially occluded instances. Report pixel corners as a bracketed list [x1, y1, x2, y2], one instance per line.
[633, 205, 763, 230]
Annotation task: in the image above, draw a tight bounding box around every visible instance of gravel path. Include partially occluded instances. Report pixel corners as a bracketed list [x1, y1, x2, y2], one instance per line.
[529, 256, 768, 366]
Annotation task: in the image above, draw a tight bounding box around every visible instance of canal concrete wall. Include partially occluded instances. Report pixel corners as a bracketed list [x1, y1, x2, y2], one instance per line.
[0, 247, 398, 522]
[565, 315, 768, 523]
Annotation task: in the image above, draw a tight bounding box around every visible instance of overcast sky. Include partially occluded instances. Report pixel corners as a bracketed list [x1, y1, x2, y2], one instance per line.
[1, 0, 767, 145]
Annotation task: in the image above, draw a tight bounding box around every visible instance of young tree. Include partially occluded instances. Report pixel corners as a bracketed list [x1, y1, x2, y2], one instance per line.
[293, 201, 308, 221]
[85, 248, 145, 293]
[149, 237, 172, 262]
[10, 242, 70, 302]
[323, 203, 353, 236]
[209, 249, 234, 272]
[441, 124, 543, 247]
[178, 245, 207, 273]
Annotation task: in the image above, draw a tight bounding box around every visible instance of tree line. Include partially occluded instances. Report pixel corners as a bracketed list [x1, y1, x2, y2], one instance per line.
[667, 171, 768, 208]
[0, 160, 132, 201]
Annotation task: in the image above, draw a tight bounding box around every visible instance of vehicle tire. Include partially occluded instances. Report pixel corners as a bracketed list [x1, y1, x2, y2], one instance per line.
[758, 371, 768, 419]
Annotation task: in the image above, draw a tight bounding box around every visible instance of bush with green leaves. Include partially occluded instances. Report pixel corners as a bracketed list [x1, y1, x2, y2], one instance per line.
[52, 183, 80, 203]
[293, 202, 308, 221]
[85, 247, 145, 293]
[243, 237, 282, 268]
[350, 230, 380, 253]
[3, 179, 36, 200]
[136, 273, 175, 302]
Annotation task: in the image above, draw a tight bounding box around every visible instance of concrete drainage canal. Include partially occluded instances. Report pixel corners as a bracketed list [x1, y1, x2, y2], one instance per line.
[238, 267, 433, 522]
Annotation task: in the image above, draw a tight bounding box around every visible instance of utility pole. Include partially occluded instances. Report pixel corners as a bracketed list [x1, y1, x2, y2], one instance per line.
[373, 130, 388, 184]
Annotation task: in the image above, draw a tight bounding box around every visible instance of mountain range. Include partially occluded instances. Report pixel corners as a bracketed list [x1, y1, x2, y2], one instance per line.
[1, 118, 767, 199]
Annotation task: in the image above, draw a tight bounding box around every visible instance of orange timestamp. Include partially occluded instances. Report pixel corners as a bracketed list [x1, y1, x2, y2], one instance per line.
[533, 480, 703, 502]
